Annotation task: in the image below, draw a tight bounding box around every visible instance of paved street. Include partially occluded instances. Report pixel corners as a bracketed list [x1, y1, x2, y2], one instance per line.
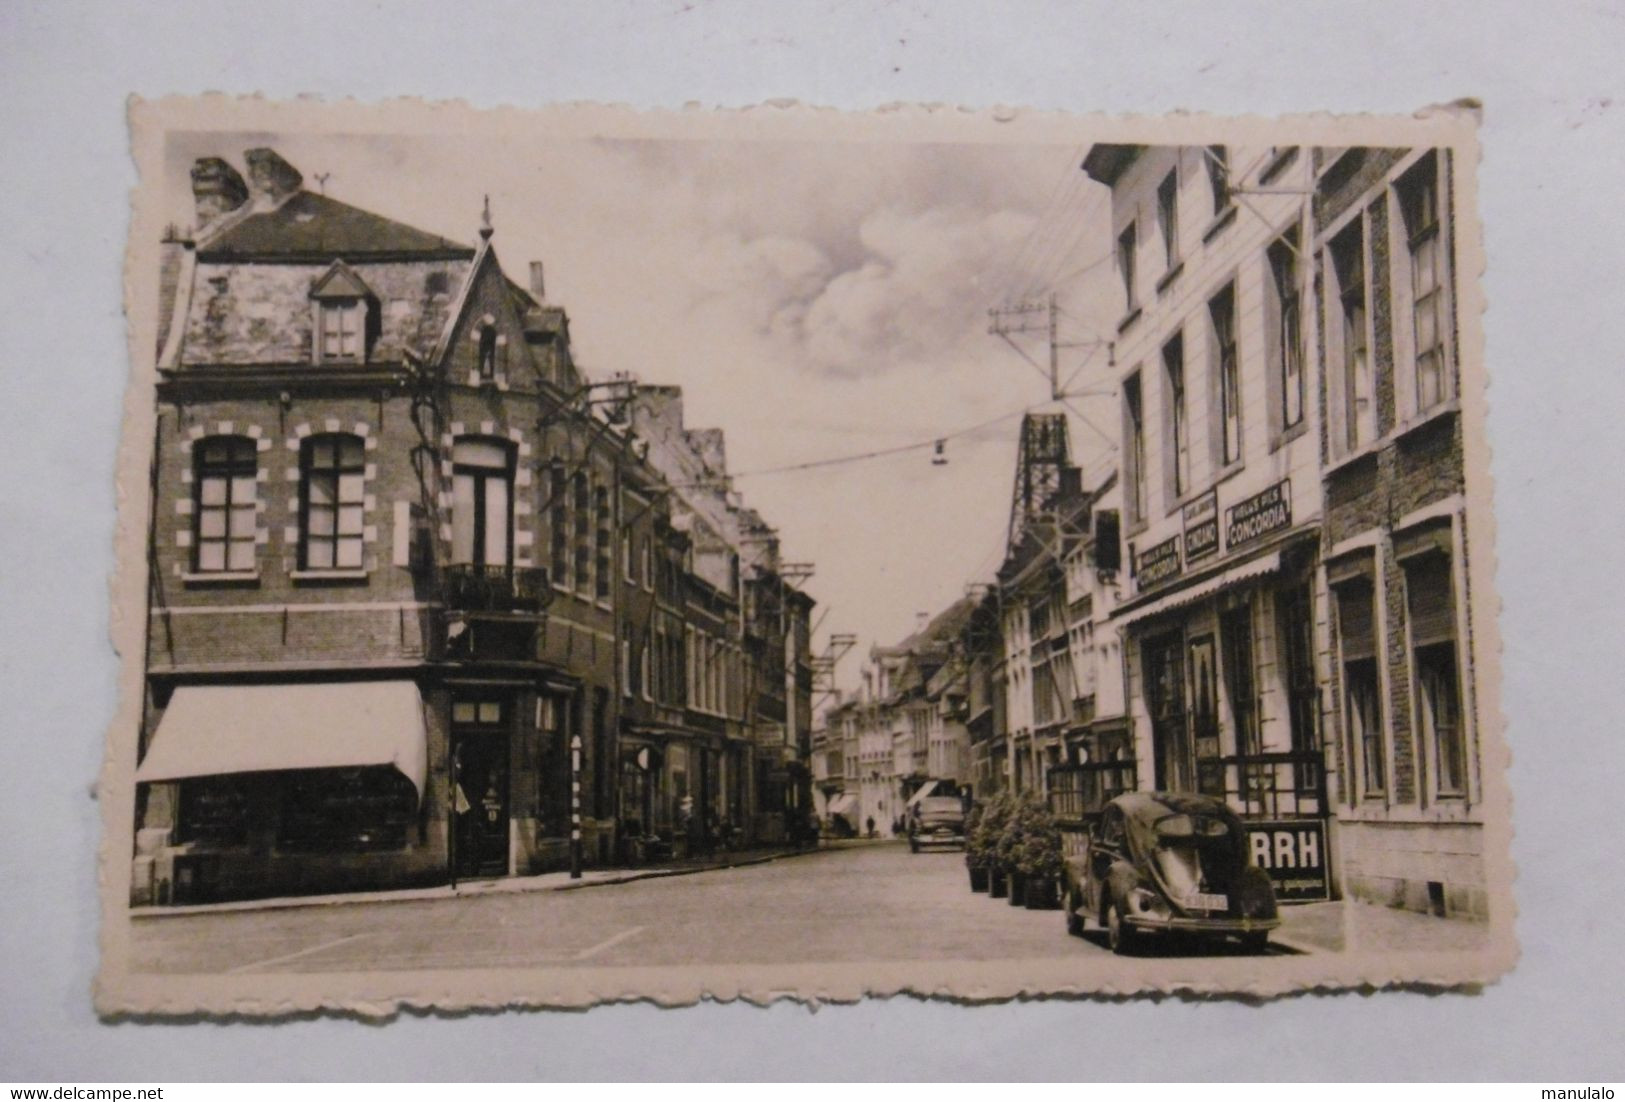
[128, 842, 1323, 974]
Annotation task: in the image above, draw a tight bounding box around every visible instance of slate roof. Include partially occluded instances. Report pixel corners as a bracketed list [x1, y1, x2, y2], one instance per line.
[198, 191, 474, 263]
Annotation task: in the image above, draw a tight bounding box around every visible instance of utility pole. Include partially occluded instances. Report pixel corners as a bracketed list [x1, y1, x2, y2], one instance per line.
[989, 293, 1108, 403]
[1047, 292, 1059, 400]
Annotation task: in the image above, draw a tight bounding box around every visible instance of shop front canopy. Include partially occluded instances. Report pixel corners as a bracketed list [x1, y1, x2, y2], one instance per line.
[134, 681, 429, 802]
[828, 793, 860, 817]
[1111, 551, 1282, 630]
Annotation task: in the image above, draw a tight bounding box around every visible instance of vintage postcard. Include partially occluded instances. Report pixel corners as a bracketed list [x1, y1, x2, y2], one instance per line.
[97, 96, 1514, 1016]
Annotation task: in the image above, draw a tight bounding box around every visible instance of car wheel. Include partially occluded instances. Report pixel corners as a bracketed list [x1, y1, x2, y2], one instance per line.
[1106, 897, 1136, 956]
[1064, 890, 1084, 937]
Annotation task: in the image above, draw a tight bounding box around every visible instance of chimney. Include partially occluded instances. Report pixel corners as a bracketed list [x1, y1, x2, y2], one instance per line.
[190, 157, 248, 229]
[529, 261, 546, 301]
[243, 148, 303, 206]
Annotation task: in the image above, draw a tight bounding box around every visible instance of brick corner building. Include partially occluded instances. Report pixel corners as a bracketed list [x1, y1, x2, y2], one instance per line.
[130, 149, 813, 905]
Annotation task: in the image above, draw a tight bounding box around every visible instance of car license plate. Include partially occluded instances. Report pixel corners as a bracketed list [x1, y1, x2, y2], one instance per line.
[1188, 892, 1228, 911]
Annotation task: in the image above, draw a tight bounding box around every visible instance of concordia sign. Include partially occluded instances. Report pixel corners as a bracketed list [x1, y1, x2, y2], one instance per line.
[1135, 535, 1182, 590]
[1225, 479, 1293, 550]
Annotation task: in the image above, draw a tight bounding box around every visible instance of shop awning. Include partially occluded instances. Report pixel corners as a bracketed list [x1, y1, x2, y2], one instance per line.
[1112, 551, 1282, 629]
[135, 681, 429, 802]
[828, 793, 860, 817]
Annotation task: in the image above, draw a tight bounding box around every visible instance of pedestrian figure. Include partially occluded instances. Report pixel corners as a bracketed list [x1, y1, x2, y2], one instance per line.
[866, 815, 876, 839]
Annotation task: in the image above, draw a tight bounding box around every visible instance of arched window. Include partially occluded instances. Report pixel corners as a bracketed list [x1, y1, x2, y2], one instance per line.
[451, 437, 515, 567]
[193, 435, 257, 573]
[477, 322, 498, 381]
[299, 433, 365, 570]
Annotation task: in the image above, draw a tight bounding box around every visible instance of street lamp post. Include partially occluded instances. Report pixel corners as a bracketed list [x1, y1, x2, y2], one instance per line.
[570, 732, 583, 879]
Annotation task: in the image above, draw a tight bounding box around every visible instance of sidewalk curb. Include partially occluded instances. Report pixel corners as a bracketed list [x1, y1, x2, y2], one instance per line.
[130, 844, 834, 920]
[549, 844, 824, 892]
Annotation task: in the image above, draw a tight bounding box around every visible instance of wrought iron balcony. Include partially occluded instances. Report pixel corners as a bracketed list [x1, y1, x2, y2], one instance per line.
[440, 564, 552, 614]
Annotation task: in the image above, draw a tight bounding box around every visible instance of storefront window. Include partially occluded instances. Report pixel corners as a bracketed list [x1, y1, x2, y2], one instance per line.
[1144, 634, 1191, 793]
[1189, 635, 1221, 796]
[276, 767, 415, 853]
[1221, 605, 1259, 758]
[536, 694, 571, 837]
[177, 775, 251, 846]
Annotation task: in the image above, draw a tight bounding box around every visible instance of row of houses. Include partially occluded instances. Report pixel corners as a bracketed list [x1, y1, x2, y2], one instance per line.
[817, 140, 1486, 920]
[130, 148, 814, 905]
[814, 602, 976, 837]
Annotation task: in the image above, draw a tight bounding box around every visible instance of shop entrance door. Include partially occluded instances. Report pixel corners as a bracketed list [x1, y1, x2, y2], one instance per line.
[1144, 634, 1193, 793]
[452, 699, 510, 879]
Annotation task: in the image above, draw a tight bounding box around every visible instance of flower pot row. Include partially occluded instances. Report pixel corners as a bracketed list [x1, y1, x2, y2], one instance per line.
[966, 862, 1059, 909]
[964, 790, 1064, 910]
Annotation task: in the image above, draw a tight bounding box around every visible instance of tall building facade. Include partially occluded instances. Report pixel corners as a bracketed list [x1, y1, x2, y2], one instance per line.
[1312, 146, 1485, 918]
[1083, 142, 1337, 901]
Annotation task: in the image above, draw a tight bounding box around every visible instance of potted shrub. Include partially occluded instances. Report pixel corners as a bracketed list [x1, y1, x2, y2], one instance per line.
[978, 793, 1012, 898]
[1017, 802, 1064, 910]
[997, 792, 1039, 908]
[963, 803, 990, 892]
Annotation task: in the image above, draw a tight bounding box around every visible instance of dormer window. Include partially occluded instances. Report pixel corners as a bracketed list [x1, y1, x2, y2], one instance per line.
[309, 261, 375, 365]
[320, 300, 364, 361]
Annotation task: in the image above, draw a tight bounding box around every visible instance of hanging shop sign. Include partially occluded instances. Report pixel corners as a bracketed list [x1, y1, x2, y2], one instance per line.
[1135, 535, 1183, 591]
[1225, 479, 1293, 550]
[1182, 490, 1220, 564]
[1245, 819, 1330, 902]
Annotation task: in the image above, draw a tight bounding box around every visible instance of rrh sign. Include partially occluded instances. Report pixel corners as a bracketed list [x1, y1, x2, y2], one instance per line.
[1225, 479, 1293, 550]
[1246, 819, 1330, 902]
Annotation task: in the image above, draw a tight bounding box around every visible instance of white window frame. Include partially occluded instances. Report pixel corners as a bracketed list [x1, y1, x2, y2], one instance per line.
[314, 298, 365, 364]
[1389, 150, 1456, 425]
[1325, 216, 1377, 460]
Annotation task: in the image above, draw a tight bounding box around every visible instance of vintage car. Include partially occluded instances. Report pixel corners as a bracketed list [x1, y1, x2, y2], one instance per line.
[907, 796, 968, 852]
[1061, 792, 1279, 954]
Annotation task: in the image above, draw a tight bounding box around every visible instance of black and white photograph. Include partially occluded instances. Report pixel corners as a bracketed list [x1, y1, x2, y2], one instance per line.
[93, 97, 1510, 1015]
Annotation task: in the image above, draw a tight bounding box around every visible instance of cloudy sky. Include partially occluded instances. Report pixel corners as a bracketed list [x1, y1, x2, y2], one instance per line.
[162, 126, 1119, 690]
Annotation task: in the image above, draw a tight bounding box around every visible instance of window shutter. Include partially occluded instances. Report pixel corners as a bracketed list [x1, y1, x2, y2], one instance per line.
[1405, 553, 1456, 647]
[1331, 554, 1378, 662]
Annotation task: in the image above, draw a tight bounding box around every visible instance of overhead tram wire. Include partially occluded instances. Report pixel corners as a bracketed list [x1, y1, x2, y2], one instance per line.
[663, 405, 1032, 489]
[986, 145, 1082, 292]
[985, 144, 1090, 303]
[1003, 175, 1095, 303]
[989, 150, 1102, 309]
[1013, 166, 1111, 301]
[1016, 184, 1111, 303]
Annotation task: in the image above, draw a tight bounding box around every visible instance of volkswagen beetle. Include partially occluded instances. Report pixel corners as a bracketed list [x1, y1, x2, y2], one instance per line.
[1062, 792, 1279, 954]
